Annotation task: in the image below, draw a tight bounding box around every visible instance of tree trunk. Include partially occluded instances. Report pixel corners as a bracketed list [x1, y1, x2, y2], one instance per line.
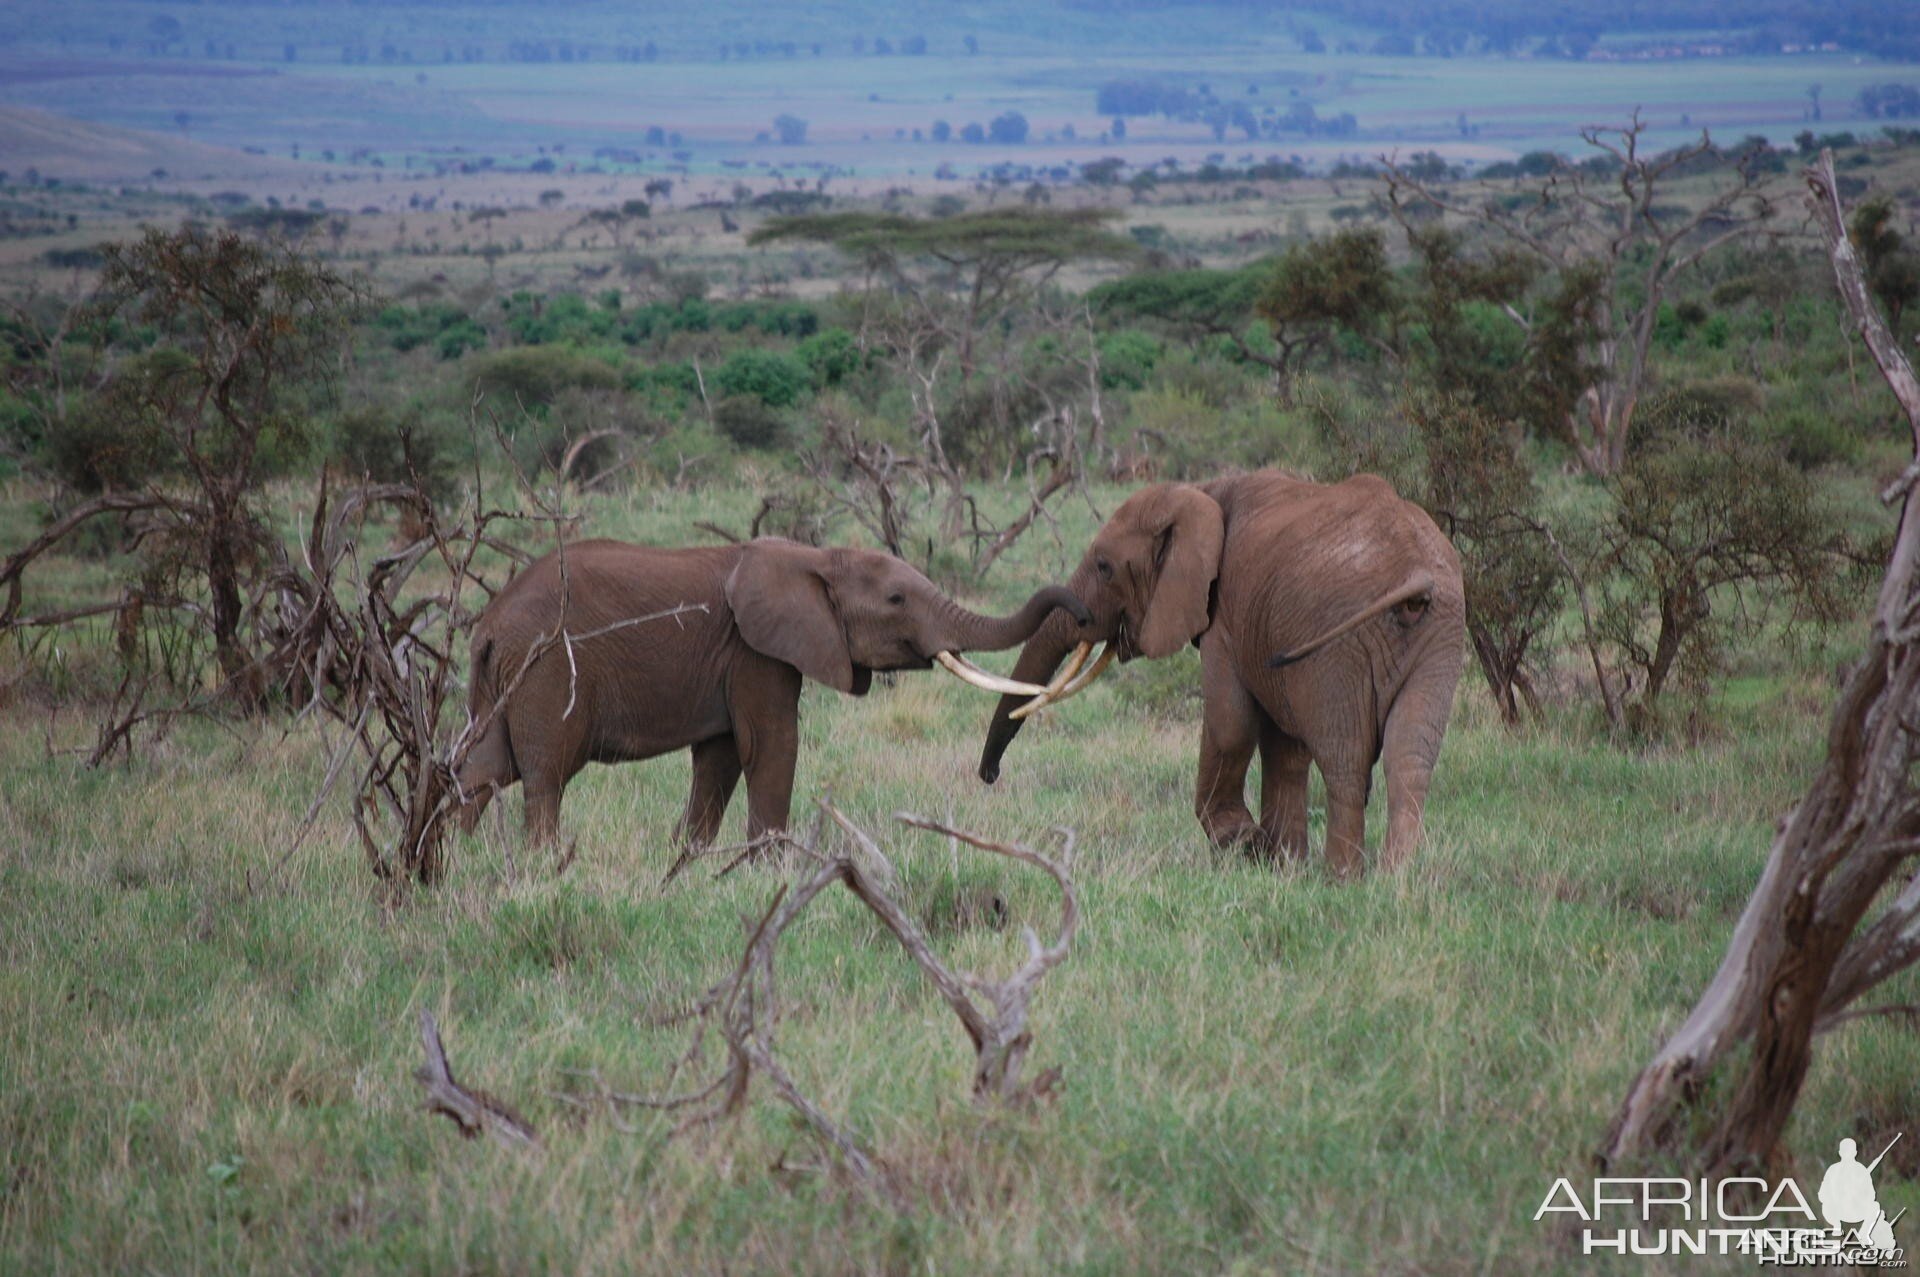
[1598, 150, 1920, 1173]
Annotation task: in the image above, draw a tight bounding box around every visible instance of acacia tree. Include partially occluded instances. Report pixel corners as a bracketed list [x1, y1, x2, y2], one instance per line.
[1253, 226, 1395, 401]
[1383, 115, 1777, 473]
[748, 207, 1137, 378]
[1088, 226, 1394, 403]
[749, 208, 1136, 550]
[2, 227, 367, 712]
[1600, 151, 1920, 1178]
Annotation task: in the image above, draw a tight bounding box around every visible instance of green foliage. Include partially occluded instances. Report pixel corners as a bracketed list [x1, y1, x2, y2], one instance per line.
[1090, 261, 1267, 335]
[373, 302, 486, 358]
[503, 291, 619, 345]
[43, 349, 186, 491]
[1633, 375, 1766, 452]
[712, 394, 786, 450]
[1404, 390, 1561, 725]
[1096, 328, 1161, 390]
[797, 327, 862, 387]
[329, 401, 462, 501]
[1850, 193, 1920, 332]
[749, 206, 1138, 276]
[466, 346, 620, 413]
[1257, 227, 1394, 338]
[1590, 429, 1856, 732]
[710, 348, 811, 408]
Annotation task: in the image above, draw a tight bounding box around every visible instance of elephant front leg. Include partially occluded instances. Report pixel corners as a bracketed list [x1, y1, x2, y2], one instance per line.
[674, 735, 742, 849]
[1194, 637, 1265, 856]
[730, 659, 803, 844]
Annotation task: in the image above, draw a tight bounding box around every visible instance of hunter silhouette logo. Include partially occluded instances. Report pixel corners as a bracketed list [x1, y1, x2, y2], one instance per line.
[1821, 1136, 1905, 1253]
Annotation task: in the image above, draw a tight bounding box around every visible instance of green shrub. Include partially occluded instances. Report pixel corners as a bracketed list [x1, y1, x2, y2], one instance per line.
[41, 350, 188, 492]
[466, 347, 620, 413]
[1634, 375, 1766, 452]
[1762, 406, 1862, 470]
[712, 394, 786, 449]
[1098, 328, 1161, 391]
[331, 403, 462, 502]
[372, 302, 484, 356]
[710, 348, 811, 408]
[798, 327, 861, 387]
[644, 420, 738, 487]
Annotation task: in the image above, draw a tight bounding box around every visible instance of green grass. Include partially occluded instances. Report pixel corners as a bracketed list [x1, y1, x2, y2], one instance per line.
[4, 478, 1917, 1274]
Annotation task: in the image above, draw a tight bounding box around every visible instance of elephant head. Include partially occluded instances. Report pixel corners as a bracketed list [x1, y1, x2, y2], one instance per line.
[724, 539, 1090, 696]
[977, 483, 1224, 782]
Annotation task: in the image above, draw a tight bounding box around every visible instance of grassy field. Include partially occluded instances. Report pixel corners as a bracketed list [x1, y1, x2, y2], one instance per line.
[4, 478, 1917, 1273]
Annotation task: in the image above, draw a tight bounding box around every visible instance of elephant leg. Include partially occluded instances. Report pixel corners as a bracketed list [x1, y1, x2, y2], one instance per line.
[675, 735, 743, 849]
[523, 774, 564, 848]
[457, 785, 495, 835]
[1379, 660, 1461, 873]
[731, 660, 803, 842]
[1257, 721, 1312, 861]
[511, 723, 575, 849]
[1320, 766, 1372, 881]
[1194, 637, 1264, 854]
[454, 714, 517, 835]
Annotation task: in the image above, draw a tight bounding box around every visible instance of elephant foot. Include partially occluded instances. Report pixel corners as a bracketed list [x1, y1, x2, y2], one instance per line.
[1324, 843, 1367, 882]
[1199, 811, 1266, 857]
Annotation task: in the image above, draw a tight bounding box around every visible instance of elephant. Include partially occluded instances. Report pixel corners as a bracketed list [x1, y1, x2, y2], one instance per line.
[977, 470, 1465, 877]
[456, 537, 1089, 847]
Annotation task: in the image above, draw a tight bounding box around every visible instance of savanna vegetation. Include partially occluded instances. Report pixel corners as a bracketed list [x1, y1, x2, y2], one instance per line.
[5, 106, 1920, 1273]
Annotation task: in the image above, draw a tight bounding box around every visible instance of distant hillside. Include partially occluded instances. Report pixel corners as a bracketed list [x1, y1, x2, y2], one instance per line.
[0, 106, 306, 182]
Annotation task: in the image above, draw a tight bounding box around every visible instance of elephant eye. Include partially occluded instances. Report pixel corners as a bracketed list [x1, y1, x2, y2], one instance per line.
[888, 592, 906, 606]
[1096, 558, 1114, 582]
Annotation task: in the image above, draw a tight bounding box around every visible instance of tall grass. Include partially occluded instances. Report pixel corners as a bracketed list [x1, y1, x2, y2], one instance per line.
[2, 480, 1914, 1274]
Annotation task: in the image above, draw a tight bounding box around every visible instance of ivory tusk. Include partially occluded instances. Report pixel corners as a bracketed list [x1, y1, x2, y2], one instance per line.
[934, 651, 1053, 697]
[1009, 643, 1116, 720]
[1046, 641, 1094, 695]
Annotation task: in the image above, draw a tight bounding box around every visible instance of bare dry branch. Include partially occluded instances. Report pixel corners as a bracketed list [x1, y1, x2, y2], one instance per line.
[616, 803, 1079, 1208]
[413, 1009, 539, 1149]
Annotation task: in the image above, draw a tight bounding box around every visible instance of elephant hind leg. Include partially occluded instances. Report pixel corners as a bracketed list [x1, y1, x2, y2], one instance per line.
[1378, 670, 1458, 873]
[1256, 722, 1312, 861]
[1320, 766, 1372, 881]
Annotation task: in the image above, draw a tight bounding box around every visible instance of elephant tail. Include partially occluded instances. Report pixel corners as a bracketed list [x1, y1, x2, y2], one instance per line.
[1268, 569, 1436, 669]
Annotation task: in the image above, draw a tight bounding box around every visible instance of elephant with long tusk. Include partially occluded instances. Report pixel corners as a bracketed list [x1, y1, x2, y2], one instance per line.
[978, 470, 1465, 878]
[456, 537, 1089, 850]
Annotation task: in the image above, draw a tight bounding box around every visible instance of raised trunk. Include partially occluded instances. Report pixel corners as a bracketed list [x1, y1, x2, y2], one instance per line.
[977, 601, 1087, 783]
[937, 584, 1087, 654]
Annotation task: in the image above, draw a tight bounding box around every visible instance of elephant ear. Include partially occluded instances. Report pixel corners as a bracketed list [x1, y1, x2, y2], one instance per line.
[724, 540, 856, 693]
[1136, 485, 1225, 659]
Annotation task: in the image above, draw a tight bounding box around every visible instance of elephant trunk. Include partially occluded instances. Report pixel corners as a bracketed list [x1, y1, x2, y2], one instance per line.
[933, 584, 1088, 654]
[977, 603, 1086, 784]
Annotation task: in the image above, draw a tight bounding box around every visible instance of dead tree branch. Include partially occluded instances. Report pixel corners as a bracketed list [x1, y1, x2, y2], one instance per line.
[620, 803, 1078, 1207]
[413, 1009, 539, 1149]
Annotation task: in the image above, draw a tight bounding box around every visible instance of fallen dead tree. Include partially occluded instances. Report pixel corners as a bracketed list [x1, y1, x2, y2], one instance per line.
[568, 802, 1077, 1206]
[1599, 150, 1920, 1173]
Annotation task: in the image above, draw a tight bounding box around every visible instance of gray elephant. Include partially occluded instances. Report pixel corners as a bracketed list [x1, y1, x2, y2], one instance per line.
[978, 470, 1465, 877]
[457, 537, 1088, 846]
